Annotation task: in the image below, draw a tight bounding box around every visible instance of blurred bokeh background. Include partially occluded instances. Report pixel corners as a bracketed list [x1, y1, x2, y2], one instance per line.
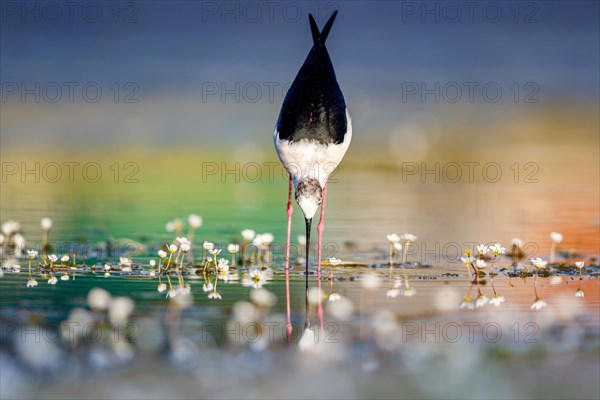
[1, 3, 599, 399]
[1, 0, 598, 260]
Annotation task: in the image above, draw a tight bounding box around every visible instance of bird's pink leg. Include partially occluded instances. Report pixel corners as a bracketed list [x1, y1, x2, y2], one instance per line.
[316, 181, 328, 332]
[285, 175, 293, 342]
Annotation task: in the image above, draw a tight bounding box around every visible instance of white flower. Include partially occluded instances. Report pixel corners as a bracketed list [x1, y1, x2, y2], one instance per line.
[180, 243, 191, 253]
[149, 270, 156, 277]
[108, 297, 134, 325]
[261, 233, 274, 244]
[297, 235, 306, 246]
[511, 238, 523, 247]
[60, 274, 69, 281]
[253, 234, 265, 246]
[149, 260, 156, 267]
[104, 272, 110, 278]
[157, 283, 167, 293]
[328, 257, 341, 266]
[217, 264, 230, 281]
[401, 233, 417, 243]
[166, 289, 178, 298]
[177, 237, 190, 246]
[1, 220, 21, 236]
[250, 288, 276, 307]
[208, 291, 222, 300]
[177, 285, 191, 296]
[166, 218, 183, 232]
[48, 254, 58, 263]
[227, 243, 240, 253]
[41, 217, 53, 231]
[460, 256, 474, 265]
[475, 295, 489, 307]
[87, 288, 111, 310]
[530, 299, 547, 310]
[475, 259, 487, 269]
[530, 257, 548, 269]
[476, 244, 488, 255]
[26, 278, 38, 287]
[393, 242, 402, 252]
[11, 265, 21, 273]
[329, 293, 341, 302]
[203, 241, 214, 251]
[403, 287, 416, 297]
[550, 232, 563, 244]
[241, 229, 256, 241]
[203, 283, 214, 292]
[386, 288, 400, 298]
[168, 244, 177, 253]
[119, 257, 131, 266]
[188, 214, 203, 229]
[209, 248, 222, 256]
[104, 264, 111, 271]
[218, 258, 229, 268]
[575, 261, 584, 270]
[48, 276, 58, 285]
[387, 233, 400, 243]
[490, 243, 505, 256]
[489, 294, 505, 306]
[27, 250, 38, 258]
[575, 289, 584, 298]
[460, 296, 474, 309]
[61, 255, 70, 263]
[248, 269, 266, 288]
[158, 250, 167, 258]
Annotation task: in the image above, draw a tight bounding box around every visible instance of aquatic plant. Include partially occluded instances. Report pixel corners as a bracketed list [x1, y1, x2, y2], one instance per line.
[400, 233, 417, 264]
[228, 243, 239, 266]
[529, 257, 548, 310]
[550, 232, 563, 263]
[26, 250, 38, 287]
[488, 243, 505, 306]
[575, 261, 585, 297]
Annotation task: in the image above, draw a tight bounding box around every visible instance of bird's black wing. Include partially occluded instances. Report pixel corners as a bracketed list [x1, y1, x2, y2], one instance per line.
[276, 11, 347, 145]
[309, 14, 320, 44]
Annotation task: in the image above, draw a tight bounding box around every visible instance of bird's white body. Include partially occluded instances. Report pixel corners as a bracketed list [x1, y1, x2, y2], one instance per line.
[274, 110, 352, 187]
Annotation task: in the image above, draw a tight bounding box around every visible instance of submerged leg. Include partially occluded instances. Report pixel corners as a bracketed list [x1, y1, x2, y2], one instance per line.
[316, 182, 328, 331]
[304, 217, 312, 329]
[285, 176, 293, 342]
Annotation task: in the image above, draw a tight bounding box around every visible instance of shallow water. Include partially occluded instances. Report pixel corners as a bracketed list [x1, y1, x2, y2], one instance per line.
[1, 137, 599, 398]
[0, 263, 599, 399]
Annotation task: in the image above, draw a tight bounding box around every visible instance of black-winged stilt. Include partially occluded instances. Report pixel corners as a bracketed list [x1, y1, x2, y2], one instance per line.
[273, 11, 351, 336]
